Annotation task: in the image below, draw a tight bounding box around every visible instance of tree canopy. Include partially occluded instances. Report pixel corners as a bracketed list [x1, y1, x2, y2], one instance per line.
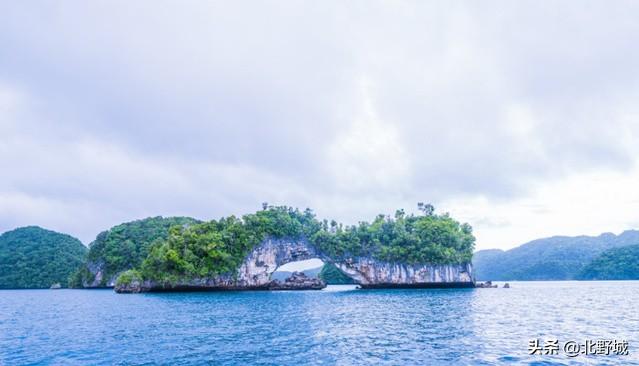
[0, 226, 87, 289]
[70, 216, 199, 287]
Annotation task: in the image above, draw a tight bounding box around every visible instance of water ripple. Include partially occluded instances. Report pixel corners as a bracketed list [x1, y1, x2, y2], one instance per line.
[1, 282, 638, 365]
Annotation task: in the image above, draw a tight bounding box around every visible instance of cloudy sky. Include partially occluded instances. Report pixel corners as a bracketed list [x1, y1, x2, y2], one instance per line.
[1, 1, 639, 250]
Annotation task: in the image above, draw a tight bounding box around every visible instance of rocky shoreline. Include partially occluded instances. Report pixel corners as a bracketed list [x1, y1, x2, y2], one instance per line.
[115, 272, 326, 293]
[475, 281, 510, 288]
[267, 272, 326, 290]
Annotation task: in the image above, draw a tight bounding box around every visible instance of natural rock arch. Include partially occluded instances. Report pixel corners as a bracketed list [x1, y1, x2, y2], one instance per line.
[236, 237, 328, 287]
[117, 236, 474, 292]
[236, 237, 474, 289]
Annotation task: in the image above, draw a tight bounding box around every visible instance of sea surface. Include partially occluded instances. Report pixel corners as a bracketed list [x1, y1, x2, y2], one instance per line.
[1, 281, 638, 365]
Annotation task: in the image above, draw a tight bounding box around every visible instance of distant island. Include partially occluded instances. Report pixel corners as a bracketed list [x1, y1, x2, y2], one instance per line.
[474, 231, 639, 281]
[0, 226, 86, 289]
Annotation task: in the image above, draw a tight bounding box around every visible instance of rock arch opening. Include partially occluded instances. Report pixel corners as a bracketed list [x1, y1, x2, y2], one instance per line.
[271, 258, 324, 281]
[270, 258, 326, 290]
[236, 237, 362, 289]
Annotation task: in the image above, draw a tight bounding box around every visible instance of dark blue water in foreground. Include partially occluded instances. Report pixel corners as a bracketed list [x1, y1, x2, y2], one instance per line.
[1, 282, 638, 365]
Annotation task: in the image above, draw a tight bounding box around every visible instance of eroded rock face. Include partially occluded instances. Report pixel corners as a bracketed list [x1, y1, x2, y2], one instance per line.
[114, 279, 145, 293]
[333, 257, 474, 288]
[82, 261, 119, 288]
[81, 261, 103, 288]
[115, 237, 475, 293]
[235, 237, 321, 287]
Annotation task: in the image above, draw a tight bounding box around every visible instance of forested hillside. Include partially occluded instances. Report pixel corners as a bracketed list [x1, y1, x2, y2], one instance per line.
[70, 216, 200, 287]
[0, 226, 87, 288]
[473, 231, 639, 280]
[578, 244, 639, 280]
[319, 263, 355, 284]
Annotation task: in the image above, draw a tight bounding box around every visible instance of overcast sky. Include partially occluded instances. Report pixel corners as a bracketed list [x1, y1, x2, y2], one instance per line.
[1, 1, 639, 250]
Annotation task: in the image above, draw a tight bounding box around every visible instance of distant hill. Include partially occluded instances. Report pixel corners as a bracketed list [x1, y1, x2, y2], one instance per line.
[272, 263, 356, 284]
[271, 266, 323, 282]
[577, 244, 639, 280]
[473, 230, 639, 281]
[0, 226, 87, 289]
[70, 216, 200, 288]
[319, 263, 355, 284]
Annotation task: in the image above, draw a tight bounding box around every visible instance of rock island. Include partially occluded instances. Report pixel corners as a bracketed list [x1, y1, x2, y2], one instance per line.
[110, 204, 475, 293]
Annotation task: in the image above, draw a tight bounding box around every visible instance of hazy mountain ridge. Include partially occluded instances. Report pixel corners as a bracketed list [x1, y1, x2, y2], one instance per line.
[578, 244, 639, 280]
[474, 230, 639, 280]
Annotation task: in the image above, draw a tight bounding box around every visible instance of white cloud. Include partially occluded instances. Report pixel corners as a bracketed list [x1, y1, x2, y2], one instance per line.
[326, 77, 412, 194]
[1, 2, 639, 249]
[443, 165, 639, 250]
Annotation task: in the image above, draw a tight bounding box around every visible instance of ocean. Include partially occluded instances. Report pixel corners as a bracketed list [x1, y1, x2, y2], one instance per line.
[1, 281, 638, 365]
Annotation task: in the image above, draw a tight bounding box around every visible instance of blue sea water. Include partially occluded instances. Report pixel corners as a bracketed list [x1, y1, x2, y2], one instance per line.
[1, 281, 638, 365]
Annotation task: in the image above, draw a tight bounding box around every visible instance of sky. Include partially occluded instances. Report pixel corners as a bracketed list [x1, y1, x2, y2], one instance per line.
[1, 1, 639, 251]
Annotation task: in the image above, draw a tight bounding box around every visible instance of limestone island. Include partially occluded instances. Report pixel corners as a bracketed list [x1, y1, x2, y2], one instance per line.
[106, 204, 475, 293]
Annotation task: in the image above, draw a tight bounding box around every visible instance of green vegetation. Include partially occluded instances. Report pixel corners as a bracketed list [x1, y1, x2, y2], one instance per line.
[0, 226, 87, 289]
[319, 263, 354, 284]
[71, 216, 199, 287]
[312, 208, 474, 264]
[578, 245, 639, 280]
[473, 231, 639, 281]
[138, 207, 319, 283]
[115, 269, 143, 286]
[132, 205, 475, 284]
